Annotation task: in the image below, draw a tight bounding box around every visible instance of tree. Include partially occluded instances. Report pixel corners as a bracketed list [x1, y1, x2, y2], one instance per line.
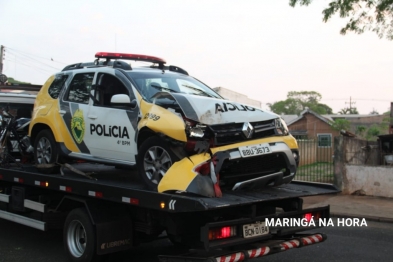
[268, 91, 333, 115]
[338, 107, 359, 114]
[331, 118, 351, 131]
[290, 0, 393, 40]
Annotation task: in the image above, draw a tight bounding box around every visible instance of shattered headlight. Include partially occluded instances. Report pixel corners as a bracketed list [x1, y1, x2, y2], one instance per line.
[184, 118, 206, 138]
[275, 118, 289, 135]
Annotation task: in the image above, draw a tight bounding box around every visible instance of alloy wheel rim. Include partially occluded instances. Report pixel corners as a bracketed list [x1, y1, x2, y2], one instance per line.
[143, 146, 172, 184]
[36, 137, 52, 164]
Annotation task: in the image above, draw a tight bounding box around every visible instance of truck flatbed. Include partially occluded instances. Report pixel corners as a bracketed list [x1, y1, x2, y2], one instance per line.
[0, 163, 337, 212]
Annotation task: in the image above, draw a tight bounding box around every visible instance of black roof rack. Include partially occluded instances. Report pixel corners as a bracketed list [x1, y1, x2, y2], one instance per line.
[62, 60, 132, 72]
[149, 65, 189, 75]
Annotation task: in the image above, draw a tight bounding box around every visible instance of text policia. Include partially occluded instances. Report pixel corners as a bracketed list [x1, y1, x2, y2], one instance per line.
[265, 217, 368, 227]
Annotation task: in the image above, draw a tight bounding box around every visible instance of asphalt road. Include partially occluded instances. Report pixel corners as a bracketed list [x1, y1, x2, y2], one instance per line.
[0, 218, 392, 262]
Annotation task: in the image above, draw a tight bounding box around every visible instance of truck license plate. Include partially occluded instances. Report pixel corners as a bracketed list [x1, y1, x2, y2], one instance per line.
[243, 221, 269, 238]
[239, 143, 271, 158]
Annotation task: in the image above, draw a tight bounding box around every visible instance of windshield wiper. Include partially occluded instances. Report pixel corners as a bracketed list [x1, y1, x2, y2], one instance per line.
[181, 84, 214, 97]
[150, 84, 179, 93]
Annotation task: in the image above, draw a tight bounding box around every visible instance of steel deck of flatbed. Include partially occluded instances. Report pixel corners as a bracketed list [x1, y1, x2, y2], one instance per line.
[0, 163, 338, 213]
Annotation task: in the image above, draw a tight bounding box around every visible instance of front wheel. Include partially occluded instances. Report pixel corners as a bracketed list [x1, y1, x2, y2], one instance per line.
[34, 129, 60, 173]
[137, 136, 179, 190]
[64, 208, 102, 262]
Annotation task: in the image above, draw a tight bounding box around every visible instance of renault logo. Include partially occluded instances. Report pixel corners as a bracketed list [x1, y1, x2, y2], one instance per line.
[242, 122, 254, 138]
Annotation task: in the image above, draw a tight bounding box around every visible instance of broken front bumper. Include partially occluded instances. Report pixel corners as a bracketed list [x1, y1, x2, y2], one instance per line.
[158, 139, 298, 197]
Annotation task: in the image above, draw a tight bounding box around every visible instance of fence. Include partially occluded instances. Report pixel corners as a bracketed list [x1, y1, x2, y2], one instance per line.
[294, 139, 334, 183]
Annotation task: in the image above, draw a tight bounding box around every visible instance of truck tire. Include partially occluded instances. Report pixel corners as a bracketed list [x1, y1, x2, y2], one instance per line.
[137, 136, 179, 190]
[34, 129, 60, 174]
[64, 208, 102, 262]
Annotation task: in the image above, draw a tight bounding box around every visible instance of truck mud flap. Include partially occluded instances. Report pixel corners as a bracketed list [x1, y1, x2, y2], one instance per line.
[158, 233, 327, 262]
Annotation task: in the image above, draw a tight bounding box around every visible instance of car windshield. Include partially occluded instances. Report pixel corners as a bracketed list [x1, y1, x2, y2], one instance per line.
[126, 70, 222, 101]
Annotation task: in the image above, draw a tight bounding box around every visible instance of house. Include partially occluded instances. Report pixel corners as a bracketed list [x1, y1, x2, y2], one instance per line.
[285, 108, 340, 147]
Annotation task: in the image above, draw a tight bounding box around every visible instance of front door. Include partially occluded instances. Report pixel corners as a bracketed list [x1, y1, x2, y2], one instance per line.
[84, 72, 139, 163]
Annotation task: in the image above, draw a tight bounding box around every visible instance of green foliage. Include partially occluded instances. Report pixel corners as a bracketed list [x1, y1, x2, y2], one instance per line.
[338, 107, 359, 114]
[355, 125, 367, 136]
[290, 0, 393, 40]
[366, 125, 381, 140]
[331, 118, 351, 131]
[6, 77, 31, 85]
[268, 90, 333, 115]
[355, 114, 391, 140]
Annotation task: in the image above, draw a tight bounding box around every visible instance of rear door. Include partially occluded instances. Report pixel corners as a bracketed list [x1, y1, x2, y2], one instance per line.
[59, 71, 95, 155]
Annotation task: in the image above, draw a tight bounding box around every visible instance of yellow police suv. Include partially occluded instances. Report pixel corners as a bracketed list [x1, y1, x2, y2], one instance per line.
[29, 52, 299, 197]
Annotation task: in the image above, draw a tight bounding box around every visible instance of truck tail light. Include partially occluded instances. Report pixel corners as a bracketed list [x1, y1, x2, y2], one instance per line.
[303, 211, 321, 222]
[209, 226, 237, 240]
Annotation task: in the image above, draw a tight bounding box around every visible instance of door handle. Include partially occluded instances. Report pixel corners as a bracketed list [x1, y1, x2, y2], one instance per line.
[59, 110, 66, 115]
[88, 115, 97, 119]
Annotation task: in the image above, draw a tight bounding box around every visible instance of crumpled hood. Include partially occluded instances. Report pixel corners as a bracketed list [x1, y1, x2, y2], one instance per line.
[168, 93, 278, 125]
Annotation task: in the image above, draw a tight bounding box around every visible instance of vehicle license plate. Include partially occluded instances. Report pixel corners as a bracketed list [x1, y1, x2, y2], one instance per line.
[243, 221, 269, 238]
[239, 143, 271, 158]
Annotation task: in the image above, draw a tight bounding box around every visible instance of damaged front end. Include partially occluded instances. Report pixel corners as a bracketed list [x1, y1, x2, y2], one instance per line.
[147, 92, 299, 198]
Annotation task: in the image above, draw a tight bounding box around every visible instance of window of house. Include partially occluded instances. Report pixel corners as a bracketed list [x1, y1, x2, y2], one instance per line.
[65, 73, 94, 104]
[317, 134, 332, 147]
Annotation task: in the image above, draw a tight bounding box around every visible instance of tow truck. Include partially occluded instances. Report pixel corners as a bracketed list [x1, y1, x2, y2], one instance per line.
[0, 163, 337, 262]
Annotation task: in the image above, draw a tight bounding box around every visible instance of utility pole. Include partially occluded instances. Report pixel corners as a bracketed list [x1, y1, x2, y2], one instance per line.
[345, 96, 356, 112]
[0, 45, 4, 75]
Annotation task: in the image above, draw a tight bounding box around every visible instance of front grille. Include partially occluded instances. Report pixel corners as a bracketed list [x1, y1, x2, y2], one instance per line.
[208, 119, 276, 145]
[219, 153, 288, 186]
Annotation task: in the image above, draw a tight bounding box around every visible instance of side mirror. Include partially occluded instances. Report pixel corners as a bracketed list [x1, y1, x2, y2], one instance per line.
[110, 94, 137, 109]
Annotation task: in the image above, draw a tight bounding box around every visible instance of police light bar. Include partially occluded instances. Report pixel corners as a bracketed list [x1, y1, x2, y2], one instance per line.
[95, 52, 166, 64]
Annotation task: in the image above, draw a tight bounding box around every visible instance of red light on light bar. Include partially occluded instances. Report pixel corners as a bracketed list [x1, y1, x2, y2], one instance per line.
[95, 52, 166, 64]
[304, 213, 313, 222]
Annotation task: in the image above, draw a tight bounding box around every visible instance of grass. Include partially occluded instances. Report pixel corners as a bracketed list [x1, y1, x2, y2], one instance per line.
[294, 162, 334, 183]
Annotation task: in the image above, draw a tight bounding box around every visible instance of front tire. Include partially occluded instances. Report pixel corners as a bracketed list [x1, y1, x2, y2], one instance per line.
[64, 208, 101, 262]
[137, 136, 179, 190]
[34, 129, 60, 173]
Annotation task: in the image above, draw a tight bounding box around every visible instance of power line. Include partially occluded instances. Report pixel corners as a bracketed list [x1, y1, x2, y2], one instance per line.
[4, 58, 57, 75]
[6, 49, 61, 71]
[5, 46, 67, 65]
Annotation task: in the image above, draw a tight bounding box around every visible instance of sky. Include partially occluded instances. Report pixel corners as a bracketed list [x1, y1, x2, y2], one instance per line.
[1, 0, 392, 115]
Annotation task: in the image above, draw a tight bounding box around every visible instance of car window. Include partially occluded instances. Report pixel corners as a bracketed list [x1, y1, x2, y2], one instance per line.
[48, 74, 69, 99]
[65, 73, 94, 104]
[94, 73, 130, 107]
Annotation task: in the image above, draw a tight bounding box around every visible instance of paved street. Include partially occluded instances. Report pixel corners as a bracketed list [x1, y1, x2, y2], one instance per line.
[0, 218, 392, 262]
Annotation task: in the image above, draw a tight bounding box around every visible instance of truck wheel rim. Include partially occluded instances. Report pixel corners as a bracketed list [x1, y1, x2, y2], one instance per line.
[36, 137, 52, 164]
[67, 220, 87, 258]
[143, 146, 172, 184]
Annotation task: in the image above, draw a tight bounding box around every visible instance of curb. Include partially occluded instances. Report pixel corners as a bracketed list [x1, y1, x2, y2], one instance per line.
[330, 213, 393, 224]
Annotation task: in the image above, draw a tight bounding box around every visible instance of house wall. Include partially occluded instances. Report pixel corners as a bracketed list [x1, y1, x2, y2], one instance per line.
[289, 113, 339, 165]
[289, 113, 340, 138]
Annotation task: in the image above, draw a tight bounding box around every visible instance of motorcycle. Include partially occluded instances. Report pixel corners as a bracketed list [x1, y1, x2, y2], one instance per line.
[0, 106, 34, 166]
